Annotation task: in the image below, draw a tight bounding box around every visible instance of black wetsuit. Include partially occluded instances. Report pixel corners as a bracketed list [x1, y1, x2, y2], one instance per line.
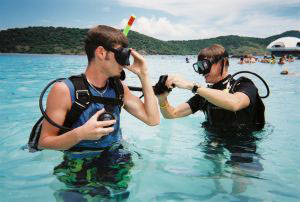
[187, 75, 265, 134]
[188, 75, 265, 173]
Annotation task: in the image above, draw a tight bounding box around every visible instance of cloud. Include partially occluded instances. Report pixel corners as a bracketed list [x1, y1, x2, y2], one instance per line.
[102, 7, 110, 12]
[120, 16, 199, 40]
[116, 0, 300, 40]
[117, 0, 300, 17]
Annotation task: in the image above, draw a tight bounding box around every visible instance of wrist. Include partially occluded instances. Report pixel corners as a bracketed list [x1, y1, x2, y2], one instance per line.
[187, 82, 194, 91]
[137, 68, 149, 78]
[159, 100, 169, 109]
[74, 127, 84, 142]
[158, 96, 168, 103]
[159, 99, 168, 106]
[191, 83, 201, 93]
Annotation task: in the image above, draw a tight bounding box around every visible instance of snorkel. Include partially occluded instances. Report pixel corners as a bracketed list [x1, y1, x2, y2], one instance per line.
[117, 15, 136, 81]
[123, 15, 136, 36]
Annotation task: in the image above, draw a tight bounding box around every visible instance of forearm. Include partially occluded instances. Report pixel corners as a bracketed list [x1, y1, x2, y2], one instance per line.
[196, 87, 241, 111]
[39, 127, 82, 150]
[139, 73, 160, 125]
[158, 98, 177, 119]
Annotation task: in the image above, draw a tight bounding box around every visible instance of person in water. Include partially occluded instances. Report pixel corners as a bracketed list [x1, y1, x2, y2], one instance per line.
[278, 57, 285, 65]
[157, 44, 266, 194]
[288, 55, 295, 62]
[157, 44, 265, 132]
[238, 57, 245, 64]
[186, 57, 190, 63]
[38, 25, 160, 199]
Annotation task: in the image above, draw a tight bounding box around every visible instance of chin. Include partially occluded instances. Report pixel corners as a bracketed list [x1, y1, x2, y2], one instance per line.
[111, 71, 121, 77]
[204, 77, 210, 83]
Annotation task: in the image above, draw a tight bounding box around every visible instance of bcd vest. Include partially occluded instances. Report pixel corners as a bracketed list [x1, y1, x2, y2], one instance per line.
[28, 74, 124, 152]
[203, 76, 265, 132]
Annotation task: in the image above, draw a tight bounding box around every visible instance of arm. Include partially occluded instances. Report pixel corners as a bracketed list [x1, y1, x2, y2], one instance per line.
[194, 88, 250, 112]
[38, 81, 116, 150]
[123, 49, 160, 126]
[157, 93, 193, 119]
[166, 75, 250, 112]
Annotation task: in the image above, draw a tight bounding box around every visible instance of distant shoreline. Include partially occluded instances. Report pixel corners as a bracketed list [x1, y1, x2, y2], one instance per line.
[3, 27, 299, 56]
[0, 52, 267, 57]
[0, 52, 85, 56]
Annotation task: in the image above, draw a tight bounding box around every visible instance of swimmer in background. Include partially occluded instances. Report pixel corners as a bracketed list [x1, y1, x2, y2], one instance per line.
[238, 57, 245, 64]
[288, 55, 295, 62]
[278, 57, 285, 65]
[270, 55, 276, 64]
[260, 55, 269, 63]
[186, 57, 190, 63]
[280, 68, 300, 76]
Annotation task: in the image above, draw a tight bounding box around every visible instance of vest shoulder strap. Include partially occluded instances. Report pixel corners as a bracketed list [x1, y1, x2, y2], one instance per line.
[109, 77, 124, 108]
[62, 74, 91, 129]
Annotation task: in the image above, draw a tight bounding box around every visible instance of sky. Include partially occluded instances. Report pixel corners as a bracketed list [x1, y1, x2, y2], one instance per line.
[1, 0, 300, 40]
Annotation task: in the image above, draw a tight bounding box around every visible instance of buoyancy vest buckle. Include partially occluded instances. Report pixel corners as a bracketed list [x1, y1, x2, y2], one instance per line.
[75, 90, 90, 106]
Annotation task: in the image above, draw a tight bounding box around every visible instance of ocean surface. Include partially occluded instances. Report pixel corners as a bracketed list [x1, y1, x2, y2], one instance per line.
[0, 54, 300, 202]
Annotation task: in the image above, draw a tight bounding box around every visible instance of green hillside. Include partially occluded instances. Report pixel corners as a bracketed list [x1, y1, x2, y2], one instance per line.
[0, 26, 299, 56]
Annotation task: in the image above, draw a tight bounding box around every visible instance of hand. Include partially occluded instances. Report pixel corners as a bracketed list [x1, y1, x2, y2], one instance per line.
[153, 75, 172, 96]
[125, 49, 148, 77]
[165, 75, 193, 90]
[76, 109, 116, 141]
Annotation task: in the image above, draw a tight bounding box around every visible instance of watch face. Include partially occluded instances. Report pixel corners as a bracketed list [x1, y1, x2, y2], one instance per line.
[192, 85, 198, 93]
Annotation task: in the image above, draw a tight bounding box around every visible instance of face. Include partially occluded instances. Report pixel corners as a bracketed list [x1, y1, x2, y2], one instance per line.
[102, 44, 124, 78]
[203, 61, 225, 84]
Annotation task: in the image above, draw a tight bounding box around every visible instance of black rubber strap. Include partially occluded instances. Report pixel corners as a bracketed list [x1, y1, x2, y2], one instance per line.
[90, 96, 123, 106]
[68, 145, 112, 152]
[62, 75, 91, 129]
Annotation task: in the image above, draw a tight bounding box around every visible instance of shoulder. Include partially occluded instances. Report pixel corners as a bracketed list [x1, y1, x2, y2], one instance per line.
[234, 77, 257, 92]
[51, 80, 70, 95]
[49, 80, 71, 103]
[46, 80, 72, 111]
[233, 77, 257, 105]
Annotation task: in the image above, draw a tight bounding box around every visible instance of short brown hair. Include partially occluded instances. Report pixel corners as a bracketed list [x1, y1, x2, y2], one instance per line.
[84, 25, 128, 62]
[198, 44, 229, 67]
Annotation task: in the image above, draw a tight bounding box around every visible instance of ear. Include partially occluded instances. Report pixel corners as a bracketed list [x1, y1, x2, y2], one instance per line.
[95, 46, 107, 61]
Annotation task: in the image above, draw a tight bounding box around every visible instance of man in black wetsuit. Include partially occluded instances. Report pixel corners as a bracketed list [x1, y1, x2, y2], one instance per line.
[157, 44, 266, 194]
[157, 44, 265, 132]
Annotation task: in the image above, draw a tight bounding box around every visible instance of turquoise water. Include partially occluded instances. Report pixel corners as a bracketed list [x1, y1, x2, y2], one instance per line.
[0, 54, 300, 201]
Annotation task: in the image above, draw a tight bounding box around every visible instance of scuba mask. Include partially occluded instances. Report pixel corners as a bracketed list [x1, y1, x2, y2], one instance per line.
[193, 51, 229, 75]
[105, 46, 131, 66]
[193, 59, 213, 75]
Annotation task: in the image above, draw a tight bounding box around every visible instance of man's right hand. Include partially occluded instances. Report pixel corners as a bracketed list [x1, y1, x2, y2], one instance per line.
[76, 109, 116, 141]
[166, 75, 193, 91]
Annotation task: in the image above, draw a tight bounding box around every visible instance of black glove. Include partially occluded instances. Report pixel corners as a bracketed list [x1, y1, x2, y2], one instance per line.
[153, 75, 172, 95]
